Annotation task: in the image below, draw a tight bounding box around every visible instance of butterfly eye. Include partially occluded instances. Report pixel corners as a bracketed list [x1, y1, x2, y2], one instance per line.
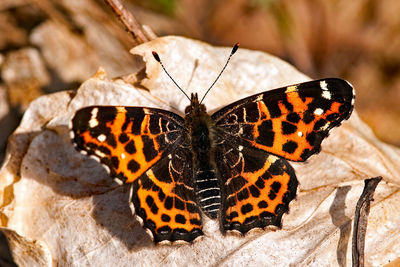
[185, 106, 192, 114]
[199, 104, 207, 113]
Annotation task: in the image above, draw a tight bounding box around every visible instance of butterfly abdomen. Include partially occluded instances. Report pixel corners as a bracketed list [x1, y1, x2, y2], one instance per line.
[188, 111, 221, 219]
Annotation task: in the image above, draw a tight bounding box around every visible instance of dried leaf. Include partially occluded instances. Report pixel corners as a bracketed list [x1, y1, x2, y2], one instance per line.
[2, 47, 49, 110]
[0, 36, 399, 266]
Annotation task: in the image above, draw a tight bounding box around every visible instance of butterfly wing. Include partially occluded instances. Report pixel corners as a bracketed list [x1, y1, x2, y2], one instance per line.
[71, 106, 185, 183]
[212, 78, 354, 233]
[131, 142, 203, 243]
[212, 78, 355, 162]
[71, 106, 203, 243]
[215, 141, 297, 233]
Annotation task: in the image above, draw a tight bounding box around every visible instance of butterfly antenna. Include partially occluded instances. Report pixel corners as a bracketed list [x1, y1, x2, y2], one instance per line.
[152, 51, 191, 101]
[200, 43, 240, 104]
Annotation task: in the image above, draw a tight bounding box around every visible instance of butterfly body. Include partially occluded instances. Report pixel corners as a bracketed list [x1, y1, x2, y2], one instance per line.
[71, 78, 354, 244]
[184, 93, 221, 219]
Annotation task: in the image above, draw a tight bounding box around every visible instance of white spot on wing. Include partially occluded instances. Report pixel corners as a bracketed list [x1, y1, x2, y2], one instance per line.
[268, 155, 278, 163]
[89, 108, 99, 128]
[321, 123, 330, 131]
[113, 178, 123, 185]
[94, 150, 106, 158]
[68, 120, 73, 131]
[342, 79, 355, 105]
[145, 228, 154, 241]
[89, 154, 100, 162]
[158, 240, 172, 245]
[255, 94, 263, 102]
[121, 153, 126, 159]
[97, 134, 106, 142]
[321, 90, 331, 100]
[103, 164, 110, 174]
[285, 85, 297, 93]
[314, 108, 324, 116]
[320, 80, 328, 90]
[116, 106, 127, 112]
[297, 131, 303, 137]
[134, 214, 143, 226]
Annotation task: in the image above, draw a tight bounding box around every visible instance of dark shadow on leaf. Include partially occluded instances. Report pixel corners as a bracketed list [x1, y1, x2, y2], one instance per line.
[0, 230, 18, 267]
[9, 127, 153, 251]
[329, 186, 352, 267]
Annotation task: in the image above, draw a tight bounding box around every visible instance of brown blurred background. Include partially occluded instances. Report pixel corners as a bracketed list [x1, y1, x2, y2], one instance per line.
[1, 0, 400, 166]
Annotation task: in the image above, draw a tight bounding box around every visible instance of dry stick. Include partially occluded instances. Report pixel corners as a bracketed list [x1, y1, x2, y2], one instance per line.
[104, 0, 153, 44]
[352, 176, 382, 267]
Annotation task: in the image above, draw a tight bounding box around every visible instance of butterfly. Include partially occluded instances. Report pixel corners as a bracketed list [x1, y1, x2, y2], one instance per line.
[70, 44, 355, 244]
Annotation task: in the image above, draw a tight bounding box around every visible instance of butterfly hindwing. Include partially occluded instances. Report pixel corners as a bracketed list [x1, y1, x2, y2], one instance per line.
[216, 139, 297, 234]
[212, 78, 355, 162]
[132, 143, 203, 243]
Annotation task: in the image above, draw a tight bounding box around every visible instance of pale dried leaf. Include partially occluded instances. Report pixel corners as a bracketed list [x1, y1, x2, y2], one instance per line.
[0, 36, 399, 266]
[1, 47, 49, 110]
[30, 22, 99, 82]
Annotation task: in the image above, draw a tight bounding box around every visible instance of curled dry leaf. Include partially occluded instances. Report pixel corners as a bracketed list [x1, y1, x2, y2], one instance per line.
[0, 36, 399, 266]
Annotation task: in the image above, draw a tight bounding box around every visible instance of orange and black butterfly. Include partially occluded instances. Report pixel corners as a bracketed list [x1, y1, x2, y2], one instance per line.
[70, 44, 355, 244]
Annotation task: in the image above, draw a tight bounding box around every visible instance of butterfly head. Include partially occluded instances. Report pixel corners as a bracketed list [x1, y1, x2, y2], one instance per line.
[185, 93, 207, 116]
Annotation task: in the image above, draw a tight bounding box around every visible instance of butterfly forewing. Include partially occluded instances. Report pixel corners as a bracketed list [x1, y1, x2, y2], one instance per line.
[212, 78, 354, 162]
[72, 106, 185, 183]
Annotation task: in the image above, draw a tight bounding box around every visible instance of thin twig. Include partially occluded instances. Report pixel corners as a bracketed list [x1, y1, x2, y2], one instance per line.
[104, 0, 154, 44]
[352, 176, 382, 267]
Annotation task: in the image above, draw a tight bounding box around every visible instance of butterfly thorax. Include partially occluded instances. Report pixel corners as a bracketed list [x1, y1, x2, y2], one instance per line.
[184, 93, 221, 218]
